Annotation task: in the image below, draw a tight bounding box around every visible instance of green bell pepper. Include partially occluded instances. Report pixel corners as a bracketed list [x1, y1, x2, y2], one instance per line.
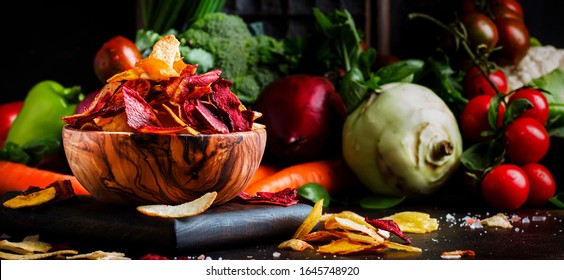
[1, 80, 83, 166]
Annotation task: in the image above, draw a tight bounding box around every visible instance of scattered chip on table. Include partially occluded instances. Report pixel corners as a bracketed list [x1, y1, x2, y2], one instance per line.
[136, 191, 217, 218]
[481, 213, 513, 229]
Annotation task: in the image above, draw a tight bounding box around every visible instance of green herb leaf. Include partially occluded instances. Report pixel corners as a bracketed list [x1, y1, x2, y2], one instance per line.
[549, 192, 564, 208]
[488, 94, 504, 130]
[376, 59, 424, 84]
[503, 98, 533, 125]
[359, 195, 405, 209]
[298, 183, 331, 207]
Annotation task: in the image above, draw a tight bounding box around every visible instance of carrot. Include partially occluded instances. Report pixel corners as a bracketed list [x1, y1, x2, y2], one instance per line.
[247, 164, 280, 186]
[242, 158, 360, 196]
[0, 161, 90, 196]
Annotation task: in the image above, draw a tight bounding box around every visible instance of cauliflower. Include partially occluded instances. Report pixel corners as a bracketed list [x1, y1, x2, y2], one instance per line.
[501, 45, 564, 90]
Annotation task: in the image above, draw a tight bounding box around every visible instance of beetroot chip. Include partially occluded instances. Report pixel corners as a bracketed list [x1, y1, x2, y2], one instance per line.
[167, 69, 221, 103]
[365, 217, 412, 245]
[122, 86, 161, 129]
[238, 188, 299, 206]
[210, 79, 253, 132]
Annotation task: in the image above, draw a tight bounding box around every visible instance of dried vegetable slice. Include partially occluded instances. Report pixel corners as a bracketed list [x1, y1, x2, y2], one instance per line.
[278, 207, 427, 255]
[381, 211, 439, 233]
[238, 188, 299, 206]
[62, 34, 258, 135]
[136, 191, 217, 218]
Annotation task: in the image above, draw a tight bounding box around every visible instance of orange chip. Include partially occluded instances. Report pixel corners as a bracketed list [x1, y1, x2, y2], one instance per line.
[277, 239, 314, 252]
[138, 57, 180, 81]
[441, 250, 476, 259]
[316, 239, 373, 255]
[300, 231, 341, 243]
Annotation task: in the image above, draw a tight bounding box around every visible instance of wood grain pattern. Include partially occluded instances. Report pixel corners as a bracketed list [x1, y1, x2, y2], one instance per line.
[62, 125, 266, 206]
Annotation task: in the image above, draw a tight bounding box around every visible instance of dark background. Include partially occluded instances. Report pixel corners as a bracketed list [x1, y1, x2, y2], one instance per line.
[1, 0, 562, 104]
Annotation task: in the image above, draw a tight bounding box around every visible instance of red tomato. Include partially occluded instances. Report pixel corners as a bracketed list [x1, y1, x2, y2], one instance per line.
[507, 87, 549, 125]
[481, 164, 529, 210]
[491, 17, 530, 66]
[459, 95, 506, 142]
[93, 35, 142, 84]
[463, 66, 508, 99]
[459, 12, 499, 53]
[521, 163, 556, 207]
[0, 101, 24, 147]
[504, 117, 549, 164]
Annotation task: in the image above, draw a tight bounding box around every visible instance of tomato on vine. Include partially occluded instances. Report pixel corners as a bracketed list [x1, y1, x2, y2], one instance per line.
[459, 12, 499, 53]
[507, 87, 549, 125]
[503, 117, 549, 164]
[521, 163, 556, 207]
[459, 94, 505, 142]
[481, 164, 529, 210]
[463, 66, 508, 99]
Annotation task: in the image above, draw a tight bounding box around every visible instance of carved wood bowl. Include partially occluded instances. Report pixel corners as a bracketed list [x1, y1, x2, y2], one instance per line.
[62, 125, 266, 206]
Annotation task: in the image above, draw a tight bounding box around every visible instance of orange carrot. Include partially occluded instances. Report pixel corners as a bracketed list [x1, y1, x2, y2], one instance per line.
[247, 164, 280, 186]
[0, 161, 90, 196]
[242, 158, 361, 196]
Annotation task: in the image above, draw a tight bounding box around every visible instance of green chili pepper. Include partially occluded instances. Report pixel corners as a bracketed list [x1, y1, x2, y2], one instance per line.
[5, 80, 83, 148]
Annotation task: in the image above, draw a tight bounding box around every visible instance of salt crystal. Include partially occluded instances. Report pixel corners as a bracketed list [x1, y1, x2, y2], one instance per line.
[522, 217, 530, 224]
[532, 216, 546, 222]
[514, 227, 520, 232]
[469, 221, 483, 229]
[272, 252, 281, 258]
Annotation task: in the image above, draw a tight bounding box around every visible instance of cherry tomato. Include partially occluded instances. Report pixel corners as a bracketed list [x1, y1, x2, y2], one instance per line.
[521, 163, 556, 207]
[504, 117, 549, 164]
[481, 164, 529, 210]
[459, 12, 499, 53]
[0, 101, 24, 147]
[459, 95, 506, 142]
[490, 5, 522, 21]
[491, 16, 530, 66]
[489, 0, 524, 18]
[93, 35, 142, 84]
[463, 66, 508, 99]
[508, 87, 549, 125]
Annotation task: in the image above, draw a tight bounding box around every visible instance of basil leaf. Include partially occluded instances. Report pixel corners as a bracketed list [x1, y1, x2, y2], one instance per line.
[298, 183, 331, 207]
[376, 59, 424, 85]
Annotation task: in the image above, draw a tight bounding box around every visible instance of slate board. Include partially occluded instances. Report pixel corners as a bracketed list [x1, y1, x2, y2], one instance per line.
[0, 192, 312, 254]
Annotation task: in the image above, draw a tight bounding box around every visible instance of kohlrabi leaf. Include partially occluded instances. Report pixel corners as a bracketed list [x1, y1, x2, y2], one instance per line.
[529, 68, 564, 136]
[549, 192, 564, 208]
[359, 195, 406, 209]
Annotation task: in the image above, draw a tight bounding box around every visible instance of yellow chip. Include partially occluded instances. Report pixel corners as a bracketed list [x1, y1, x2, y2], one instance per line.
[382, 211, 439, 233]
[335, 231, 383, 246]
[317, 238, 373, 255]
[0, 238, 52, 254]
[3, 187, 57, 209]
[292, 199, 324, 239]
[325, 217, 384, 243]
[383, 240, 422, 253]
[66, 250, 130, 260]
[277, 239, 314, 252]
[149, 34, 181, 67]
[0, 250, 78, 260]
[136, 192, 217, 218]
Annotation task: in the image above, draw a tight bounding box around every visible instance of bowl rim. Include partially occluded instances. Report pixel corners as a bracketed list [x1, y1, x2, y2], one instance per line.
[62, 124, 266, 137]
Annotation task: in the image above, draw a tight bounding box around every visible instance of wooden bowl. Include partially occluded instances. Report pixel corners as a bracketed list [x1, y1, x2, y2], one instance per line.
[62, 125, 266, 206]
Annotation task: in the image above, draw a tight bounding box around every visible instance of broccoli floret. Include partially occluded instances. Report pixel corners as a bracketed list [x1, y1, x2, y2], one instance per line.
[182, 12, 284, 105]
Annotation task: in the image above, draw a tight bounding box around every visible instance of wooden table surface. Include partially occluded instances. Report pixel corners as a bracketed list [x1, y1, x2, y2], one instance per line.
[1, 191, 563, 260]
